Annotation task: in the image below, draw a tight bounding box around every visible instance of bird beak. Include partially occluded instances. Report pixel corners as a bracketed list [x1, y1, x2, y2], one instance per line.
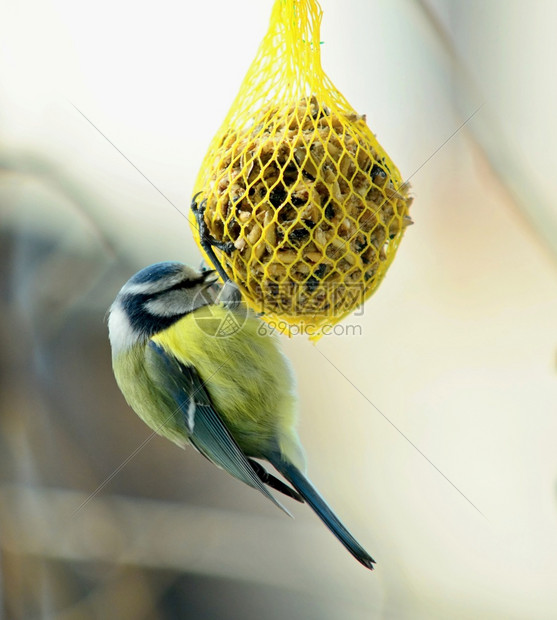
[201, 269, 219, 287]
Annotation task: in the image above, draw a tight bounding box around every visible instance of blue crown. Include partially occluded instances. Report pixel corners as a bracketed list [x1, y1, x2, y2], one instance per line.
[129, 262, 184, 285]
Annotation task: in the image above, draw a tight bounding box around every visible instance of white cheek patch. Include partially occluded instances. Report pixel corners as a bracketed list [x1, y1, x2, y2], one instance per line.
[108, 303, 139, 353]
[144, 290, 196, 317]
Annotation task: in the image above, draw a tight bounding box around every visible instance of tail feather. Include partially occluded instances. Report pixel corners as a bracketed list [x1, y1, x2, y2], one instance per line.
[269, 454, 376, 570]
[248, 458, 304, 503]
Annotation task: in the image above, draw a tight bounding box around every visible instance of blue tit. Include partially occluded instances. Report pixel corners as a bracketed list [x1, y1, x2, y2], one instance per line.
[107, 261, 375, 570]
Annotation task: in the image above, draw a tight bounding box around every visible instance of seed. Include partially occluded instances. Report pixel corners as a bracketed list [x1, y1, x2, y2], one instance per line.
[277, 250, 298, 264]
[289, 227, 310, 242]
[324, 200, 335, 219]
[270, 187, 287, 207]
[247, 223, 262, 244]
[313, 228, 327, 248]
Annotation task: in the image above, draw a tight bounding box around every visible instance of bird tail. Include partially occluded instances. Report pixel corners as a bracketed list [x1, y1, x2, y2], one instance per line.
[268, 454, 376, 570]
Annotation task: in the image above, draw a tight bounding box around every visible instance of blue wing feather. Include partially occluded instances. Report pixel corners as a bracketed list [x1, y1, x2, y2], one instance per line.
[147, 341, 291, 516]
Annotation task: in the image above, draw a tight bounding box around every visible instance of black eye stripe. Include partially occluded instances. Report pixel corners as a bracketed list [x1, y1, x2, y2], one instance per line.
[122, 276, 205, 308]
[160, 275, 206, 295]
[120, 275, 210, 338]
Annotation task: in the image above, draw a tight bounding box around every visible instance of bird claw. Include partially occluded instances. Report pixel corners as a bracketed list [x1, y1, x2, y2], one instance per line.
[191, 193, 235, 283]
[191, 194, 235, 255]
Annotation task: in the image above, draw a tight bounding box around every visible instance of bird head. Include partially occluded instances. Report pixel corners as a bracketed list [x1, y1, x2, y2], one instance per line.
[108, 262, 218, 353]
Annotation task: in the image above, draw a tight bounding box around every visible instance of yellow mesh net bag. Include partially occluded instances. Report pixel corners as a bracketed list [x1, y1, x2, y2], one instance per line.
[191, 0, 412, 336]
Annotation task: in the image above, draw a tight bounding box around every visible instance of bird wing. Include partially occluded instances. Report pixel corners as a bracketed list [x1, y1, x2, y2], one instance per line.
[146, 341, 292, 516]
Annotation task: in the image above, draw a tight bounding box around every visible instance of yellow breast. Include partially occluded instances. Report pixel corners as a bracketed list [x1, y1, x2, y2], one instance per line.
[151, 305, 298, 458]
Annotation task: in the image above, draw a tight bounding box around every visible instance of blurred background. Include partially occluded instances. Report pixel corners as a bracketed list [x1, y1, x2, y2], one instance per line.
[1, 0, 557, 618]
